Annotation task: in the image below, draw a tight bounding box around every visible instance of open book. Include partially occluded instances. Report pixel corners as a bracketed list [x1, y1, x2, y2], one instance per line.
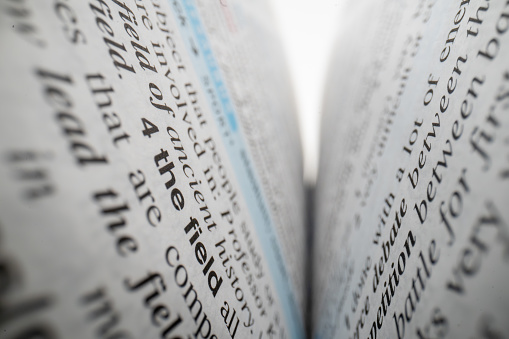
[1, 0, 508, 338]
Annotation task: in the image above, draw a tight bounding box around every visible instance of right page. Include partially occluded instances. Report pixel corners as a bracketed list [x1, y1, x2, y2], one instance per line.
[313, 1, 509, 338]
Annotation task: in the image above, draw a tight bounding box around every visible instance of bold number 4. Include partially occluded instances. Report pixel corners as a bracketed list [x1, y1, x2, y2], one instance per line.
[141, 118, 159, 138]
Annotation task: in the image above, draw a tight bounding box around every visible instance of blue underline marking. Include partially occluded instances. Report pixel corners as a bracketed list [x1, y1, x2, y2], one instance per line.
[171, 1, 304, 338]
[183, 2, 238, 132]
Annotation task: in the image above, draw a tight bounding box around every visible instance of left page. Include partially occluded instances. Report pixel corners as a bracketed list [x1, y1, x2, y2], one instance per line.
[0, 1, 306, 338]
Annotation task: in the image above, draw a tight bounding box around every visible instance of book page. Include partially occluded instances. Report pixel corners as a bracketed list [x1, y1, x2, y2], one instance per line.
[313, 1, 509, 338]
[0, 1, 305, 338]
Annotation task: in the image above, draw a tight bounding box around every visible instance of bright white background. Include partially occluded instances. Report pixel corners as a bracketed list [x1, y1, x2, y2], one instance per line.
[269, 1, 343, 183]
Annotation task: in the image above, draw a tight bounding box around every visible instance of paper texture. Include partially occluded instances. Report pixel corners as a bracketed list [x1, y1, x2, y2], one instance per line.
[313, 1, 509, 338]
